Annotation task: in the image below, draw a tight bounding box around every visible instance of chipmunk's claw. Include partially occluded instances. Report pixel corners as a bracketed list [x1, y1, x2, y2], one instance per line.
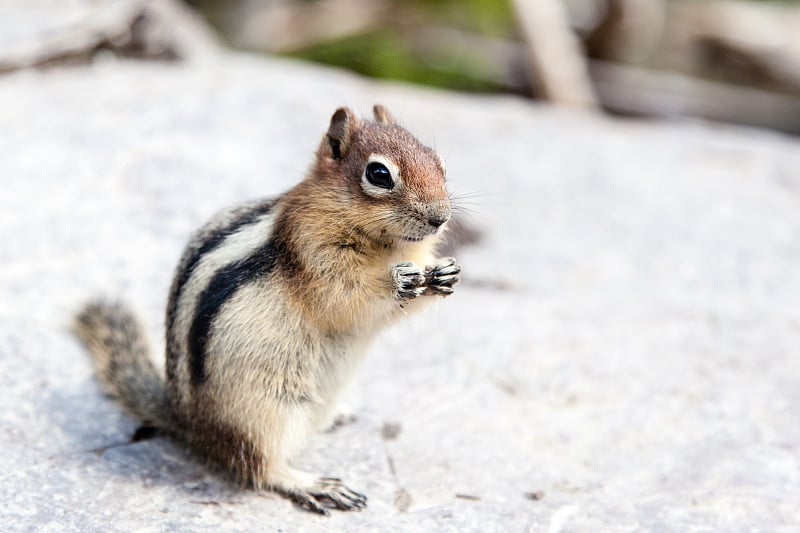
[424, 257, 461, 296]
[391, 261, 426, 301]
[284, 478, 367, 515]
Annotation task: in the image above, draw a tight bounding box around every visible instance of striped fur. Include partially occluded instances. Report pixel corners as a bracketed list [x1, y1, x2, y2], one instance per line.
[73, 105, 460, 515]
[165, 198, 278, 395]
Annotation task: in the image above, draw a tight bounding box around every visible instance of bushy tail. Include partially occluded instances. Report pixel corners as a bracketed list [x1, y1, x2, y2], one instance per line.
[73, 300, 167, 426]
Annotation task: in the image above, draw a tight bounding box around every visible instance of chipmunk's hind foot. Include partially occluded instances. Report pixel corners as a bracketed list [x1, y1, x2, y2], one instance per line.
[281, 477, 367, 515]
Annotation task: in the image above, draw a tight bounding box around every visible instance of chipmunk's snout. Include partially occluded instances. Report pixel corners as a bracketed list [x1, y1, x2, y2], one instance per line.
[425, 200, 451, 231]
[428, 213, 450, 229]
[428, 214, 449, 229]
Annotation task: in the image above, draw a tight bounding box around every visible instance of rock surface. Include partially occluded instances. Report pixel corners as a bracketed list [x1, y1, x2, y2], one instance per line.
[1, 7, 800, 532]
[0, 0, 218, 71]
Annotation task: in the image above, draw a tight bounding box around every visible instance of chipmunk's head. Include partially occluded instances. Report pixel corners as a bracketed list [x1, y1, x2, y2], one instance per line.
[318, 105, 451, 245]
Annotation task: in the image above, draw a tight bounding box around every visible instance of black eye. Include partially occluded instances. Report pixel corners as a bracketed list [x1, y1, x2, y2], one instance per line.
[365, 162, 394, 189]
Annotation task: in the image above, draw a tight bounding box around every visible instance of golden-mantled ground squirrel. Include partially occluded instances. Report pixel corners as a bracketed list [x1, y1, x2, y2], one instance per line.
[74, 105, 461, 515]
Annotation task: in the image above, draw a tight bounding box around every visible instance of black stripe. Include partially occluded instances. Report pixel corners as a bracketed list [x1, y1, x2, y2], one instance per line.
[169, 201, 276, 319]
[188, 239, 281, 386]
[165, 200, 276, 364]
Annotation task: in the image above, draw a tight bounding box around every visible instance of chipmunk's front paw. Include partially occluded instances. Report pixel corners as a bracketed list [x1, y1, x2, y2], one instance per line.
[424, 257, 461, 296]
[391, 261, 426, 301]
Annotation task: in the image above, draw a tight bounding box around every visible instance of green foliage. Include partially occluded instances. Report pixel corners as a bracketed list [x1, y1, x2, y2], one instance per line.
[289, 29, 505, 92]
[411, 0, 515, 38]
[286, 0, 514, 92]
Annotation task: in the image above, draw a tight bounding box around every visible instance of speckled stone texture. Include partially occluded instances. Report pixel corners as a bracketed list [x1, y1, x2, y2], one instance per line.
[1, 12, 800, 533]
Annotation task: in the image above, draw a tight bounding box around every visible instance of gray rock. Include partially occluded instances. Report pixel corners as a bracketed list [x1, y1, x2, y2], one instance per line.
[0, 0, 219, 71]
[1, 30, 799, 533]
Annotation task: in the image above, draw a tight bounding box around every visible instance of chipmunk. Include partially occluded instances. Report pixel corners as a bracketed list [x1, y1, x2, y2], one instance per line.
[73, 105, 461, 515]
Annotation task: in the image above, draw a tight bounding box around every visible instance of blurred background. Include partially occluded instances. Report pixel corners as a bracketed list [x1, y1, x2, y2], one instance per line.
[2, 2, 800, 529]
[182, 0, 800, 134]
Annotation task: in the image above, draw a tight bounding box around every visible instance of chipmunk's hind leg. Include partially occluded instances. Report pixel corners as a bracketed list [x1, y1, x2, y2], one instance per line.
[256, 403, 368, 515]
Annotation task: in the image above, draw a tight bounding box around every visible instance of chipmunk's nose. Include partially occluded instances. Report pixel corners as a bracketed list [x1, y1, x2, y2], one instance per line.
[425, 199, 451, 230]
[427, 214, 450, 229]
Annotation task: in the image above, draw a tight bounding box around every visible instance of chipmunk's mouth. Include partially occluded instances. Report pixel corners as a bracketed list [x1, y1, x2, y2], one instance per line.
[396, 216, 444, 243]
[400, 225, 443, 242]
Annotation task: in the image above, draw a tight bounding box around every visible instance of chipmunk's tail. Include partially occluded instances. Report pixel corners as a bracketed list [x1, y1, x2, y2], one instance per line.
[73, 300, 167, 427]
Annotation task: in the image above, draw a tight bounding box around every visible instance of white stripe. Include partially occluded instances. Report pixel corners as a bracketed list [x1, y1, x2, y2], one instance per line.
[173, 211, 278, 358]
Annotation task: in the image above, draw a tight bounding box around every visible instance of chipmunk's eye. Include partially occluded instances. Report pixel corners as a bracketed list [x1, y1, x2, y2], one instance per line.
[365, 162, 394, 190]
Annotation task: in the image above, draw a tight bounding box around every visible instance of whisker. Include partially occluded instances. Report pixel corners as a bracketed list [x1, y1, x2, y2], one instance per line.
[451, 205, 483, 218]
[448, 189, 500, 201]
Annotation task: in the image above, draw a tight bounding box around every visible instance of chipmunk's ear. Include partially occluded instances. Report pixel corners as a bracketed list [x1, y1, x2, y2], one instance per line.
[373, 104, 396, 126]
[327, 107, 358, 160]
